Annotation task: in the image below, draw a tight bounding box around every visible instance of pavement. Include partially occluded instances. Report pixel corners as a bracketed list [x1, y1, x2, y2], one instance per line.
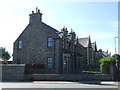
[33, 81, 119, 85]
[0, 81, 120, 88]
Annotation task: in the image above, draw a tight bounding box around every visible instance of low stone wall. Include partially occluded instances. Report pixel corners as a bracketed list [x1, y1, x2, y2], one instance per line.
[0, 64, 114, 81]
[1, 64, 25, 81]
[25, 74, 113, 81]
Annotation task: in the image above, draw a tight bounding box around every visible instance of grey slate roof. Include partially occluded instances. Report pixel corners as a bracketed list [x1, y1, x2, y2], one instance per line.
[42, 22, 61, 38]
[42, 22, 59, 32]
[78, 37, 89, 47]
[102, 51, 110, 57]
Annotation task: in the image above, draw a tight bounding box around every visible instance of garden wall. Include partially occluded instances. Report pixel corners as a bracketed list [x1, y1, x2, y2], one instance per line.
[25, 74, 113, 81]
[1, 64, 25, 81]
[1, 64, 114, 81]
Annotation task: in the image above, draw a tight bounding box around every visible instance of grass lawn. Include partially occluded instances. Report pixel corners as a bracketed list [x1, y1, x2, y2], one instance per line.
[82, 71, 101, 74]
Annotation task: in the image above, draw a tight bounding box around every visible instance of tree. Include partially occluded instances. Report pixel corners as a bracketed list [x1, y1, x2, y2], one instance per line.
[0, 47, 11, 64]
[112, 54, 120, 65]
[99, 56, 115, 74]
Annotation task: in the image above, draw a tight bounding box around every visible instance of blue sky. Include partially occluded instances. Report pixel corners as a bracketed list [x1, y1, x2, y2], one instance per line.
[0, 0, 118, 59]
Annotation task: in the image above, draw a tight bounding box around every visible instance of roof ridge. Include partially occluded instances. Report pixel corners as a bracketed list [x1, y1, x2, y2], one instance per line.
[42, 22, 58, 32]
[79, 37, 89, 39]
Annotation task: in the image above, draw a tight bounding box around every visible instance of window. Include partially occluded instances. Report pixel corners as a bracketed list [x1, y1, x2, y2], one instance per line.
[48, 37, 53, 47]
[47, 58, 54, 69]
[18, 41, 22, 49]
[63, 56, 67, 70]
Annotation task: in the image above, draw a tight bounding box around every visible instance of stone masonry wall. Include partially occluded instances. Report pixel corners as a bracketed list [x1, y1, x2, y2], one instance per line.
[25, 74, 113, 81]
[54, 38, 63, 74]
[13, 11, 60, 69]
[0, 64, 113, 81]
[1, 64, 25, 81]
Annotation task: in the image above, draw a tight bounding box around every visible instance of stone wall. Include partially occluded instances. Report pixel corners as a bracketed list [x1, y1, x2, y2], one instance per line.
[54, 38, 63, 73]
[1, 64, 25, 81]
[0, 64, 114, 81]
[25, 74, 113, 81]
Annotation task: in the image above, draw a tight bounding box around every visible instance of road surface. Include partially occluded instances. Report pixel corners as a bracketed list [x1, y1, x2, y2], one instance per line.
[0, 81, 119, 89]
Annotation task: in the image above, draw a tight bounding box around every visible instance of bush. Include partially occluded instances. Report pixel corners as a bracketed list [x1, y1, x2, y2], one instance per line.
[2, 59, 8, 64]
[99, 56, 115, 74]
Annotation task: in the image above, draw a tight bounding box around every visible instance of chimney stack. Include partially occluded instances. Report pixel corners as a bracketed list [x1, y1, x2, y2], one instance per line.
[29, 7, 42, 23]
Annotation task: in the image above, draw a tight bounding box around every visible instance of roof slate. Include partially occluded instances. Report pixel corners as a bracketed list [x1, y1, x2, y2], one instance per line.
[78, 37, 89, 47]
[42, 22, 59, 32]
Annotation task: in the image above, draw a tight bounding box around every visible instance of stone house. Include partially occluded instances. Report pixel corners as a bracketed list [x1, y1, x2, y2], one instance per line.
[13, 9, 63, 73]
[91, 41, 98, 65]
[13, 8, 99, 74]
[78, 36, 98, 65]
[96, 49, 111, 60]
[57, 28, 87, 73]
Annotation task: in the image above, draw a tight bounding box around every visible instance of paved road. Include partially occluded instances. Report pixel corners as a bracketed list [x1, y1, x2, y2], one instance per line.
[0, 81, 119, 88]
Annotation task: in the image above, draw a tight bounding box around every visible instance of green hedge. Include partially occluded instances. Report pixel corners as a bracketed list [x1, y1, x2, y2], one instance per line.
[99, 56, 115, 74]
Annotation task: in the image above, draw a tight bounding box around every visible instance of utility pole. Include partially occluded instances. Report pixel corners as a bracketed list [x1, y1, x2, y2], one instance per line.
[114, 37, 118, 54]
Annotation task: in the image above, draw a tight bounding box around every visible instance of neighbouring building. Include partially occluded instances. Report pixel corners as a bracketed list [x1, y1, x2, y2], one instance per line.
[96, 49, 111, 60]
[13, 8, 100, 74]
[0, 50, 3, 64]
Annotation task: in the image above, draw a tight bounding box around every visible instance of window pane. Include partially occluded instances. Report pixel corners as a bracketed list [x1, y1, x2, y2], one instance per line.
[19, 45, 22, 49]
[47, 58, 53, 69]
[63, 56, 67, 70]
[48, 64, 53, 69]
[48, 58, 53, 63]
[48, 37, 53, 46]
[19, 41, 22, 44]
[18, 41, 22, 49]
[48, 42, 53, 46]
[48, 37, 53, 41]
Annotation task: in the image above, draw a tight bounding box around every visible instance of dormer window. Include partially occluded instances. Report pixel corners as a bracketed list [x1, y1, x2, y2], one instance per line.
[48, 37, 53, 47]
[18, 40, 22, 49]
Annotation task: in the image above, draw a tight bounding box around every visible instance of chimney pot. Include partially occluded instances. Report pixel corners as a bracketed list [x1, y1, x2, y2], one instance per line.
[32, 11, 34, 14]
[38, 9, 40, 13]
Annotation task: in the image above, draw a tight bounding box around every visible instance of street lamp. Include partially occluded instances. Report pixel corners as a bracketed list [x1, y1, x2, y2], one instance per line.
[114, 37, 118, 54]
[114, 37, 118, 69]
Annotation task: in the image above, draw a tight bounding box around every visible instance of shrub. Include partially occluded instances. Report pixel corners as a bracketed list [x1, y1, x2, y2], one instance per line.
[99, 56, 115, 74]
